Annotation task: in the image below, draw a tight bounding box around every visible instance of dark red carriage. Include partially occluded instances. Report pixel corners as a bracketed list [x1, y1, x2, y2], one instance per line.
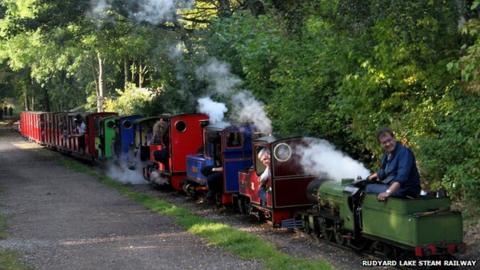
[238, 136, 315, 227]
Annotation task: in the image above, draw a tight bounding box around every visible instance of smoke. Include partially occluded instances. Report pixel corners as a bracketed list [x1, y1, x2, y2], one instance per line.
[168, 42, 185, 60]
[88, 0, 111, 21]
[296, 138, 370, 181]
[132, 0, 193, 24]
[88, 0, 193, 24]
[195, 59, 242, 95]
[105, 151, 147, 185]
[197, 97, 229, 127]
[195, 58, 272, 133]
[106, 159, 147, 185]
[232, 91, 272, 134]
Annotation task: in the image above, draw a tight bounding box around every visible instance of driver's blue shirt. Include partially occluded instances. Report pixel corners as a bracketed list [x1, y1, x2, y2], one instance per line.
[377, 143, 421, 197]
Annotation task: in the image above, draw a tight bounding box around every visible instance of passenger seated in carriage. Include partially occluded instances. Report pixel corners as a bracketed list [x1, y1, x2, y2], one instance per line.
[73, 115, 86, 153]
[366, 127, 421, 201]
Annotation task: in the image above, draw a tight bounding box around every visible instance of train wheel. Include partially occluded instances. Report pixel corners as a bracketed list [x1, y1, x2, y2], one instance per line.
[334, 229, 346, 246]
[214, 193, 222, 207]
[303, 215, 312, 234]
[318, 217, 334, 241]
[237, 197, 246, 215]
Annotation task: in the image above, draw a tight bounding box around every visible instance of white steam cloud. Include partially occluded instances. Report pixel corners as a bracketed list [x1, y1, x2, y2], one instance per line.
[297, 138, 370, 181]
[195, 59, 242, 95]
[132, 0, 193, 24]
[88, 0, 193, 24]
[232, 91, 272, 134]
[106, 159, 147, 185]
[88, 0, 111, 21]
[195, 58, 272, 134]
[197, 97, 229, 127]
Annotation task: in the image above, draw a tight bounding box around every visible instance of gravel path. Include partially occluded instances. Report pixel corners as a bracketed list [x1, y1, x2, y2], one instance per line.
[0, 128, 262, 270]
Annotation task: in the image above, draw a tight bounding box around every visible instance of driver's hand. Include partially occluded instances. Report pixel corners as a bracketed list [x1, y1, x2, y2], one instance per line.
[367, 173, 378, 181]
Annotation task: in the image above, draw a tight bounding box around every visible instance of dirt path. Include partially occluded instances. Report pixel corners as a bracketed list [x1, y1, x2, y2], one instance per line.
[0, 128, 262, 270]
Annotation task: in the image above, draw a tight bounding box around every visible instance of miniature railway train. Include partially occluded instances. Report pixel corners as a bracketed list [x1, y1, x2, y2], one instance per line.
[19, 111, 466, 259]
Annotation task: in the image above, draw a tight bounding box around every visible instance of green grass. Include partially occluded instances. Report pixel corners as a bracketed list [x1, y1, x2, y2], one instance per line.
[60, 158, 334, 270]
[0, 214, 7, 239]
[0, 250, 32, 270]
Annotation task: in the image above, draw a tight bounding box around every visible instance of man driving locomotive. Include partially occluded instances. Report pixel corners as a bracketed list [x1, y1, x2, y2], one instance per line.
[366, 127, 421, 201]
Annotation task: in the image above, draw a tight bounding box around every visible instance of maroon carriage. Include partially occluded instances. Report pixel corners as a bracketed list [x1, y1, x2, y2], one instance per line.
[50, 112, 117, 159]
[238, 136, 315, 227]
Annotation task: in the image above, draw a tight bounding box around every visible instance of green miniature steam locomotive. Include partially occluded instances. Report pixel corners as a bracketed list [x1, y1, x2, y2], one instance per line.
[300, 178, 465, 258]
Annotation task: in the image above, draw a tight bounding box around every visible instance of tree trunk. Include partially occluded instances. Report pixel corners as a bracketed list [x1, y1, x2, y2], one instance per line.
[131, 61, 136, 85]
[24, 88, 29, 111]
[138, 61, 142, 88]
[30, 79, 35, 111]
[124, 58, 129, 88]
[97, 51, 105, 112]
[43, 87, 50, 112]
[139, 61, 145, 88]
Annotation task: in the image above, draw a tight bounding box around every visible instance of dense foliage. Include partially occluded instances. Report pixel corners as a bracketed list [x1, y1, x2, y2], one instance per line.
[1, 0, 479, 212]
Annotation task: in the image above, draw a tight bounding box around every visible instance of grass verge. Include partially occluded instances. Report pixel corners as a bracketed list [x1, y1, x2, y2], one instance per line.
[60, 158, 333, 270]
[0, 250, 31, 270]
[0, 214, 7, 239]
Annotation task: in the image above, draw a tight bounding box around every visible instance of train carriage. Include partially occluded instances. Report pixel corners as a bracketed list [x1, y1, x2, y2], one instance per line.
[44, 112, 55, 147]
[19, 112, 46, 144]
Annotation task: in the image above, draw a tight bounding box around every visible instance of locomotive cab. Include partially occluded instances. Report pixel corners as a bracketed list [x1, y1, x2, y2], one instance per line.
[133, 116, 161, 163]
[238, 136, 316, 226]
[184, 124, 256, 205]
[113, 115, 142, 162]
[140, 113, 209, 191]
[96, 115, 118, 160]
[84, 112, 117, 159]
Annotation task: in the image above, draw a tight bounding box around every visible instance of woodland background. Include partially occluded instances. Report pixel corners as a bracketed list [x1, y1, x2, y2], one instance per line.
[1, 0, 480, 215]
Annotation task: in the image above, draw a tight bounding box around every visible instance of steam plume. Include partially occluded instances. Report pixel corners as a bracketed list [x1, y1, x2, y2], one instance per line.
[132, 0, 193, 24]
[297, 138, 370, 181]
[195, 59, 242, 95]
[88, 0, 193, 24]
[106, 159, 146, 185]
[195, 58, 272, 133]
[232, 91, 272, 134]
[197, 97, 229, 127]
